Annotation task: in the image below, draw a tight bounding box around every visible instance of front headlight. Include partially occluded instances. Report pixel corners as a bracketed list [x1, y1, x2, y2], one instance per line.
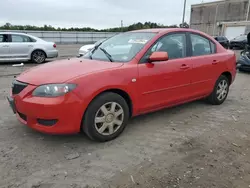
[32, 84, 77, 97]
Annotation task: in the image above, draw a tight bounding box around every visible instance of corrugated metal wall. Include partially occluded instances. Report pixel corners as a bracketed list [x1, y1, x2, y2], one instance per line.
[190, 0, 249, 36]
[0, 30, 119, 44]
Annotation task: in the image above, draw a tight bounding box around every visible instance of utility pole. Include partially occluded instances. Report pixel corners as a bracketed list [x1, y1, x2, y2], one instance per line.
[246, 0, 250, 21]
[182, 0, 187, 26]
[213, 3, 219, 36]
[121, 20, 123, 32]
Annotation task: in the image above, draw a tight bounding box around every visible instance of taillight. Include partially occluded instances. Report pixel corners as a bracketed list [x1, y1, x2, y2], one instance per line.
[53, 44, 56, 48]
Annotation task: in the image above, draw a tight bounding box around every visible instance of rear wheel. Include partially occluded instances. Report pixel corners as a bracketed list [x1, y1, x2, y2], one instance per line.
[206, 75, 229, 105]
[82, 92, 129, 142]
[31, 50, 46, 64]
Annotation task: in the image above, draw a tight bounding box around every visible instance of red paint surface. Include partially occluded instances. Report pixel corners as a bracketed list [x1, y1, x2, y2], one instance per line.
[12, 28, 237, 134]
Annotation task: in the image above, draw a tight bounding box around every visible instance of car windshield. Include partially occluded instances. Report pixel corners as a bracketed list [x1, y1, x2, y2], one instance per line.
[83, 32, 156, 62]
[234, 35, 247, 40]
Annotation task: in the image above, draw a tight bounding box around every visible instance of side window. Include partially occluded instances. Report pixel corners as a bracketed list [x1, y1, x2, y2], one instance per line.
[11, 35, 32, 43]
[190, 34, 215, 56]
[0, 34, 9, 42]
[141, 33, 186, 62]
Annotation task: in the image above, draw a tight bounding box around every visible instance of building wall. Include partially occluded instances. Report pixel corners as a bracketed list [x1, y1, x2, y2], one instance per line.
[190, 0, 249, 36]
[0, 30, 119, 44]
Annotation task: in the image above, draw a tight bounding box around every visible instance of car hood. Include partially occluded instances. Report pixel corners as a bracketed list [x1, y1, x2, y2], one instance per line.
[79, 44, 95, 51]
[17, 58, 123, 85]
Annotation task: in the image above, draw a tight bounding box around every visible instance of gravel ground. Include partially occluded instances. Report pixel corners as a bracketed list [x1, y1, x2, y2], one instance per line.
[0, 46, 249, 188]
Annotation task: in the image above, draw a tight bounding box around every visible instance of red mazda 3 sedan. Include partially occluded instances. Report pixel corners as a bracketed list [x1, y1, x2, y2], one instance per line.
[7, 28, 237, 142]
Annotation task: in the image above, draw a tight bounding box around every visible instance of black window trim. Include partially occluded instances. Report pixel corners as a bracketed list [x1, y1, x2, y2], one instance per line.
[187, 31, 217, 57]
[0, 34, 11, 43]
[139, 31, 189, 63]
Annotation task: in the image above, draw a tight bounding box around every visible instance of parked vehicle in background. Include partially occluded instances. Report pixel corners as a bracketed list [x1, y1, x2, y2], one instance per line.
[237, 50, 250, 72]
[213, 36, 229, 49]
[229, 35, 247, 49]
[8, 28, 236, 142]
[78, 39, 105, 57]
[0, 32, 58, 63]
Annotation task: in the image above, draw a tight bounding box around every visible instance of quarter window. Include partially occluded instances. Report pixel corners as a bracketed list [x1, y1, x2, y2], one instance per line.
[190, 34, 216, 56]
[11, 35, 33, 43]
[141, 33, 186, 62]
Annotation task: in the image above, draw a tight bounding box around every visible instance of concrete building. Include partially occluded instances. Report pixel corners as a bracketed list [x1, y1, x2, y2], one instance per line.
[190, 0, 250, 40]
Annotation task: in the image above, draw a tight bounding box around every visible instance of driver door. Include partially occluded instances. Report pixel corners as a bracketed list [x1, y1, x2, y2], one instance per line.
[137, 32, 193, 112]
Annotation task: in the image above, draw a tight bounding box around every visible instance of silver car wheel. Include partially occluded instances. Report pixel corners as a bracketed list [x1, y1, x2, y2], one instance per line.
[94, 102, 124, 136]
[33, 51, 46, 63]
[216, 80, 228, 101]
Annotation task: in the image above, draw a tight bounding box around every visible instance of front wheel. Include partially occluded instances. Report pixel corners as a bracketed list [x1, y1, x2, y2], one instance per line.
[31, 50, 46, 64]
[82, 92, 129, 142]
[206, 75, 230, 105]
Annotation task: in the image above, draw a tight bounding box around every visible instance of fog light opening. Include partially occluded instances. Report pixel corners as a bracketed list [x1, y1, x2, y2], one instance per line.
[37, 119, 58, 126]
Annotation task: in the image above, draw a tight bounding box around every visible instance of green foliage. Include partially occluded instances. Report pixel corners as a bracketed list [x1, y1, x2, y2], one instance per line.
[0, 22, 189, 32]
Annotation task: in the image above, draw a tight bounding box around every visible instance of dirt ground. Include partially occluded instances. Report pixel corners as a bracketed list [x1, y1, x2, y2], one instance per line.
[0, 47, 250, 188]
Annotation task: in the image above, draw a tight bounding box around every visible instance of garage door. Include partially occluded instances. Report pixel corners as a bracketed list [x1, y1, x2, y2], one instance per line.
[224, 26, 246, 40]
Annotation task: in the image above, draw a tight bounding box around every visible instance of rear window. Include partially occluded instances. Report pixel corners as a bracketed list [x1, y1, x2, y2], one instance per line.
[11, 34, 34, 43]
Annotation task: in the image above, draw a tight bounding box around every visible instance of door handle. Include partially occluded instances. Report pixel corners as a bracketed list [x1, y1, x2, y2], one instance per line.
[180, 64, 190, 70]
[28, 45, 33, 47]
[2, 45, 9, 47]
[212, 60, 219, 65]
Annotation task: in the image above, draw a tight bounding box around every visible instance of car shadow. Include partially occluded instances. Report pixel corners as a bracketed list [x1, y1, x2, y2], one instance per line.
[21, 99, 208, 145]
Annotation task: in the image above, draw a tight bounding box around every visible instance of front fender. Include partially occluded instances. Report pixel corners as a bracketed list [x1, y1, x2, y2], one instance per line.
[72, 65, 139, 116]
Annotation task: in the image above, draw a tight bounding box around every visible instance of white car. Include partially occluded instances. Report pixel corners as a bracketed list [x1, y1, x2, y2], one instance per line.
[78, 39, 106, 56]
[0, 32, 58, 63]
[78, 44, 95, 56]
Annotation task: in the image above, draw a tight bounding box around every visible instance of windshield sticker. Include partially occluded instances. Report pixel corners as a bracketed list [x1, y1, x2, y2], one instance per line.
[128, 39, 148, 44]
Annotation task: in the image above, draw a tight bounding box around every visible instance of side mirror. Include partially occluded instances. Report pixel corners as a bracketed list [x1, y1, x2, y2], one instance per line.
[149, 52, 169, 62]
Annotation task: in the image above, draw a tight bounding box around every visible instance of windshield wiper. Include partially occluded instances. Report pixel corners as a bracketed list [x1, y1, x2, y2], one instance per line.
[99, 47, 113, 62]
[89, 42, 103, 59]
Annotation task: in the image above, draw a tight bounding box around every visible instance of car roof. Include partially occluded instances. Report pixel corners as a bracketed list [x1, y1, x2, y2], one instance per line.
[129, 28, 200, 34]
[0, 32, 29, 35]
[0, 32, 43, 41]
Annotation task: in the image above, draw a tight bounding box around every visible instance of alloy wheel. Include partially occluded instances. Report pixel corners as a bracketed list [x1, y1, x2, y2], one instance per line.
[216, 80, 228, 101]
[94, 102, 124, 136]
[33, 51, 45, 63]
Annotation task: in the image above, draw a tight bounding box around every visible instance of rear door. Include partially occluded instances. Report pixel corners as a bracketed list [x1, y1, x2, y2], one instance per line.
[0, 34, 10, 60]
[187, 32, 220, 97]
[9, 34, 34, 59]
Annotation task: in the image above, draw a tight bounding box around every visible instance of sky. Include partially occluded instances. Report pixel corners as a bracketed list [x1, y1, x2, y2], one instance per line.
[0, 0, 217, 29]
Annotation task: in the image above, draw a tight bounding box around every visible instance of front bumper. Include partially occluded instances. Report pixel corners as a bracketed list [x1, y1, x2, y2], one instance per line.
[46, 50, 59, 58]
[8, 85, 84, 134]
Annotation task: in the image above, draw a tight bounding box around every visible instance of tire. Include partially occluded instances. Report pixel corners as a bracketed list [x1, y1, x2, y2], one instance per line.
[82, 92, 129, 142]
[206, 75, 230, 105]
[31, 50, 46, 64]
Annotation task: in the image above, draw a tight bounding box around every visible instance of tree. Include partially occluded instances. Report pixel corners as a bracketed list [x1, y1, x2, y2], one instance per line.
[0, 22, 185, 32]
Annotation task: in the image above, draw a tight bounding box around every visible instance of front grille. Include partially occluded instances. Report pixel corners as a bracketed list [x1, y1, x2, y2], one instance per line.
[12, 80, 28, 95]
[17, 111, 27, 121]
